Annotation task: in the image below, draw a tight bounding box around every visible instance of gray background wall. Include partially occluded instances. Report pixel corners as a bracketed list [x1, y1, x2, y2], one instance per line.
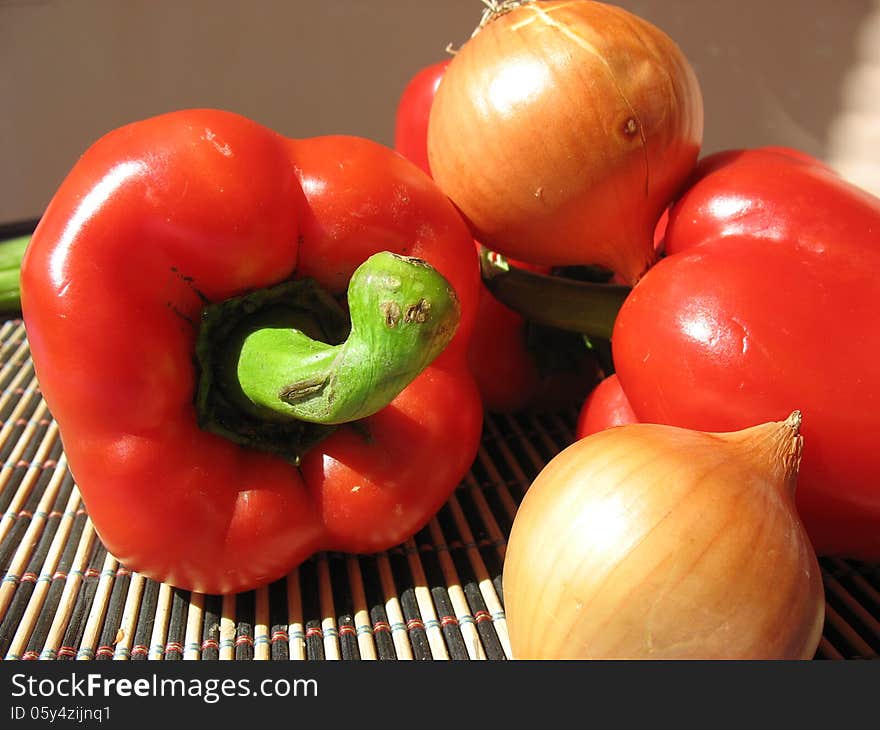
[3, 0, 880, 224]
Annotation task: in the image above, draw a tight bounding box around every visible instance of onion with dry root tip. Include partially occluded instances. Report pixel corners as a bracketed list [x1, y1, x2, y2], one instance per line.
[502, 413, 825, 659]
[427, 0, 704, 284]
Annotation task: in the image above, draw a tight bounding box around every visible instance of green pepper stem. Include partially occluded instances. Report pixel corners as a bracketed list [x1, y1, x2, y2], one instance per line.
[479, 246, 630, 340]
[0, 236, 30, 314]
[235, 251, 460, 425]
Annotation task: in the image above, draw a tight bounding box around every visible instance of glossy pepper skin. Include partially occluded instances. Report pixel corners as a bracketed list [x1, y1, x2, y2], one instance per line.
[613, 147, 880, 561]
[395, 60, 598, 412]
[21, 109, 483, 595]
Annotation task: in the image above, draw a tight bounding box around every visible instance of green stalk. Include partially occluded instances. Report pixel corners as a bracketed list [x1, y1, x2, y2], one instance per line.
[0, 236, 29, 314]
[236, 252, 459, 425]
[479, 246, 630, 340]
[196, 252, 459, 461]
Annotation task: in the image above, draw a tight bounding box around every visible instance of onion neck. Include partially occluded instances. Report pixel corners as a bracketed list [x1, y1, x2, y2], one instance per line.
[469, 0, 537, 38]
[196, 252, 460, 462]
[767, 410, 804, 498]
[479, 246, 630, 341]
[723, 411, 804, 499]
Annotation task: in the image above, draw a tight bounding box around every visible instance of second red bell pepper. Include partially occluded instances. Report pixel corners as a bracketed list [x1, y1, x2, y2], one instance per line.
[483, 146, 879, 561]
[612, 148, 880, 561]
[21, 108, 483, 595]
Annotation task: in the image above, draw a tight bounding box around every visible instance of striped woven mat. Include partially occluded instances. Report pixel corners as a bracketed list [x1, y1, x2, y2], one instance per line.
[0, 318, 877, 661]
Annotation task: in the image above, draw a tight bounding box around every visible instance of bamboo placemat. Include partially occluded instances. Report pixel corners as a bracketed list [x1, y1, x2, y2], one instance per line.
[0, 318, 877, 661]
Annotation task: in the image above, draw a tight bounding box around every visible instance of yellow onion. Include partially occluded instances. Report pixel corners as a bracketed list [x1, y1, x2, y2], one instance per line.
[427, 0, 704, 284]
[502, 413, 825, 659]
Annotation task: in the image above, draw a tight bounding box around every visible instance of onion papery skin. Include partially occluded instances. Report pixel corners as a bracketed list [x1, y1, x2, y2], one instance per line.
[427, 0, 704, 285]
[502, 417, 825, 660]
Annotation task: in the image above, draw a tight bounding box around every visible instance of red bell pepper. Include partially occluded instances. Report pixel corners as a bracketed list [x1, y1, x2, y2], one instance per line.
[394, 59, 450, 179]
[395, 60, 600, 412]
[483, 146, 879, 560]
[20, 108, 483, 595]
[467, 272, 600, 413]
[612, 147, 880, 561]
[575, 373, 637, 439]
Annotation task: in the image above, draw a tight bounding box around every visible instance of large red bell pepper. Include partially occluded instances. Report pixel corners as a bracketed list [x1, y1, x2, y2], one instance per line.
[612, 147, 880, 561]
[20, 108, 483, 595]
[483, 146, 879, 560]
